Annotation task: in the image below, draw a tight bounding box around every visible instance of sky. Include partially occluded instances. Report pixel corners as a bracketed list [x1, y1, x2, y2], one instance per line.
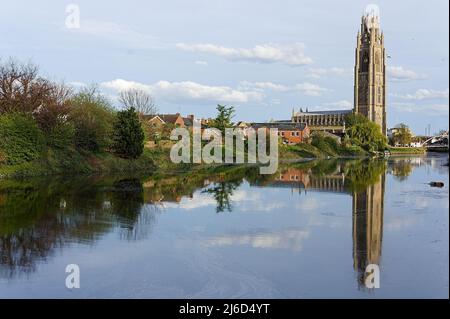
[0, 0, 448, 134]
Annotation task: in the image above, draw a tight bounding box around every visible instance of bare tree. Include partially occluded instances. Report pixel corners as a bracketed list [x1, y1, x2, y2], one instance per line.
[0, 59, 75, 133]
[118, 89, 157, 115]
[33, 82, 73, 133]
[0, 59, 53, 114]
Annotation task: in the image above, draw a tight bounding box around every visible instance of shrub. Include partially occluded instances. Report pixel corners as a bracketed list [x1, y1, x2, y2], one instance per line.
[0, 113, 44, 164]
[344, 114, 387, 152]
[46, 122, 75, 149]
[69, 87, 115, 152]
[311, 133, 340, 156]
[111, 107, 145, 159]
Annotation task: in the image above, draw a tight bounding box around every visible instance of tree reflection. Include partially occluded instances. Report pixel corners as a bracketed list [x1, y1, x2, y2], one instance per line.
[202, 181, 241, 213]
[390, 159, 413, 181]
[0, 158, 396, 284]
[0, 176, 158, 278]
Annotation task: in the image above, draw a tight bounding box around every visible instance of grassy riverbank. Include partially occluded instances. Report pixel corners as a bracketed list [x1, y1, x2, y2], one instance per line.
[388, 146, 426, 155]
[0, 147, 158, 179]
[0, 131, 377, 179]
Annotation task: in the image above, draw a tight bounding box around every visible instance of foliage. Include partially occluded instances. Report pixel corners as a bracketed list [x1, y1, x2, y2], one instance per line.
[111, 107, 145, 159]
[46, 122, 75, 149]
[0, 113, 44, 165]
[69, 86, 115, 152]
[344, 113, 387, 152]
[311, 132, 340, 156]
[0, 59, 53, 115]
[210, 104, 235, 134]
[0, 60, 73, 135]
[390, 123, 412, 146]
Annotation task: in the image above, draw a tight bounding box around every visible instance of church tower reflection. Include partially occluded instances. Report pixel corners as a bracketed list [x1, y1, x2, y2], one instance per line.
[352, 171, 385, 288]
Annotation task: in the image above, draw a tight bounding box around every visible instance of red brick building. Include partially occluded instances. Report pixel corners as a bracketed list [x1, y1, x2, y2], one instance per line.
[249, 122, 310, 145]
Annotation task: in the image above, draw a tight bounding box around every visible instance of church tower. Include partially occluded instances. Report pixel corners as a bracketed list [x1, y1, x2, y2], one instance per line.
[354, 8, 387, 135]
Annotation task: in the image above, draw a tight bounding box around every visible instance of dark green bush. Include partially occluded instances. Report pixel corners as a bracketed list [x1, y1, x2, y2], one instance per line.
[111, 107, 145, 159]
[0, 113, 45, 164]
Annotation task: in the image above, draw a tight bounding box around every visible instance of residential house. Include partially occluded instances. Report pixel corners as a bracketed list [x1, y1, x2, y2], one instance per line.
[250, 122, 310, 145]
[145, 113, 186, 128]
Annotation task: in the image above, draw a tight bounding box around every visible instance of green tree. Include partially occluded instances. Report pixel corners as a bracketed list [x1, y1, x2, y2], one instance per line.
[391, 123, 412, 146]
[0, 113, 45, 164]
[111, 107, 145, 159]
[210, 104, 235, 134]
[69, 86, 115, 152]
[345, 114, 387, 152]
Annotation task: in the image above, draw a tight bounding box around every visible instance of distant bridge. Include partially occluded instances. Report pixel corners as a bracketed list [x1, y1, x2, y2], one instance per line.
[421, 132, 449, 151]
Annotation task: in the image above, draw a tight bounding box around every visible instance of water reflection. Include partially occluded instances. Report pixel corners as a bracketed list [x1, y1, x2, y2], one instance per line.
[352, 167, 385, 289]
[0, 176, 159, 278]
[0, 156, 445, 296]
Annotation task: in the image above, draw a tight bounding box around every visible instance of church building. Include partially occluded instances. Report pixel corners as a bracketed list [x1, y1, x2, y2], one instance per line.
[285, 8, 387, 136]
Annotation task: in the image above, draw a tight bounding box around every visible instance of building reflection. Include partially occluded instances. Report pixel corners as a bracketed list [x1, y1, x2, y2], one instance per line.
[352, 171, 385, 288]
[0, 159, 397, 283]
[255, 160, 387, 288]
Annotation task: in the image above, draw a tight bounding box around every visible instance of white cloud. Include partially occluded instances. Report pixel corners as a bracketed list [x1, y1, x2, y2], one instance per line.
[239, 81, 289, 92]
[66, 20, 158, 48]
[206, 229, 310, 251]
[177, 43, 313, 66]
[392, 88, 449, 100]
[322, 100, 352, 109]
[307, 67, 352, 79]
[240, 81, 328, 96]
[101, 79, 264, 104]
[387, 66, 426, 82]
[293, 83, 328, 96]
[101, 79, 152, 92]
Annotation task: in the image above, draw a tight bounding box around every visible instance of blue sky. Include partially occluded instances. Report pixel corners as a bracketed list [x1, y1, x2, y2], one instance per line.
[1, 0, 448, 134]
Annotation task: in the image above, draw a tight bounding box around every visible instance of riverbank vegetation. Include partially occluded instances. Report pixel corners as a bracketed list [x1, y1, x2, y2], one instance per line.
[388, 146, 426, 154]
[0, 59, 408, 179]
[280, 115, 387, 159]
[0, 59, 153, 178]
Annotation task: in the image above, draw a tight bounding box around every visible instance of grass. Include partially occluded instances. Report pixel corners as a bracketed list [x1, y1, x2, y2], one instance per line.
[0, 147, 157, 179]
[1, 133, 379, 179]
[280, 136, 367, 159]
[388, 146, 426, 154]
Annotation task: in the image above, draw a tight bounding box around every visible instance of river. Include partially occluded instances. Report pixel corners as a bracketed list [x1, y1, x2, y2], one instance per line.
[0, 154, 448, 298]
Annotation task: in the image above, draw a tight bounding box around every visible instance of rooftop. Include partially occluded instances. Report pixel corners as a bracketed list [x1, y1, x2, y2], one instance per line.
[250, 122, 308, 131]
[293, 109, 353, 116]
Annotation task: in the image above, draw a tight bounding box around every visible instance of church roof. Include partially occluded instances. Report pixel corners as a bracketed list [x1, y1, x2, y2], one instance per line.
[294, 109, 353, 116]
[250, 122, 308, 131]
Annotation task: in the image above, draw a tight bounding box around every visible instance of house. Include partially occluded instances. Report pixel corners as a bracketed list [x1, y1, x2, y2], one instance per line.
[249, 122, 310, 145]
[145, 113, 186, 128]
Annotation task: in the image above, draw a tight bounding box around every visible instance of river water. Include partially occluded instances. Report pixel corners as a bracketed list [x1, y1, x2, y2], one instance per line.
[0, 154, 448, 298]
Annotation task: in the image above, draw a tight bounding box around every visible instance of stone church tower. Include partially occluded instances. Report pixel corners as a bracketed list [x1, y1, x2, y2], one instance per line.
[354, 10, 387, 135]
